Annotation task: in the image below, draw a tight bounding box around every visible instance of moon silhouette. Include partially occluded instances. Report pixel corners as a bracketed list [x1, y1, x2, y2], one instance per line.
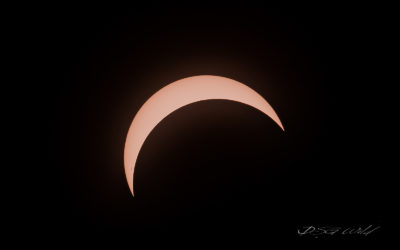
[124, 75, 284, 197]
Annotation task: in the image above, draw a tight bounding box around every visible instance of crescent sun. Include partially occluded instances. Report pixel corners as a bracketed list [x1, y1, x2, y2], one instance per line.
[124, 75, 285, 197]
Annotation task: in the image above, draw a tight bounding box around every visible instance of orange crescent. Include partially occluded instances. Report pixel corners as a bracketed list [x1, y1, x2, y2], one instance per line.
[124, 75, 284, 197]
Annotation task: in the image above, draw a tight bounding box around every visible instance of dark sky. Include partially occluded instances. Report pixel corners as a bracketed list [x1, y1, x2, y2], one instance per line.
[46, 3, 392, 243]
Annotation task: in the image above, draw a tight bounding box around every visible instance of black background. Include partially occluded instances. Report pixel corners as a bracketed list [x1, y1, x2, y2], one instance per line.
[46, 3, 393, 243]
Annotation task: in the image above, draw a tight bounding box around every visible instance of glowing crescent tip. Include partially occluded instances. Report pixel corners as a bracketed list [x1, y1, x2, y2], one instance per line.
[124, 75, 284, 197]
